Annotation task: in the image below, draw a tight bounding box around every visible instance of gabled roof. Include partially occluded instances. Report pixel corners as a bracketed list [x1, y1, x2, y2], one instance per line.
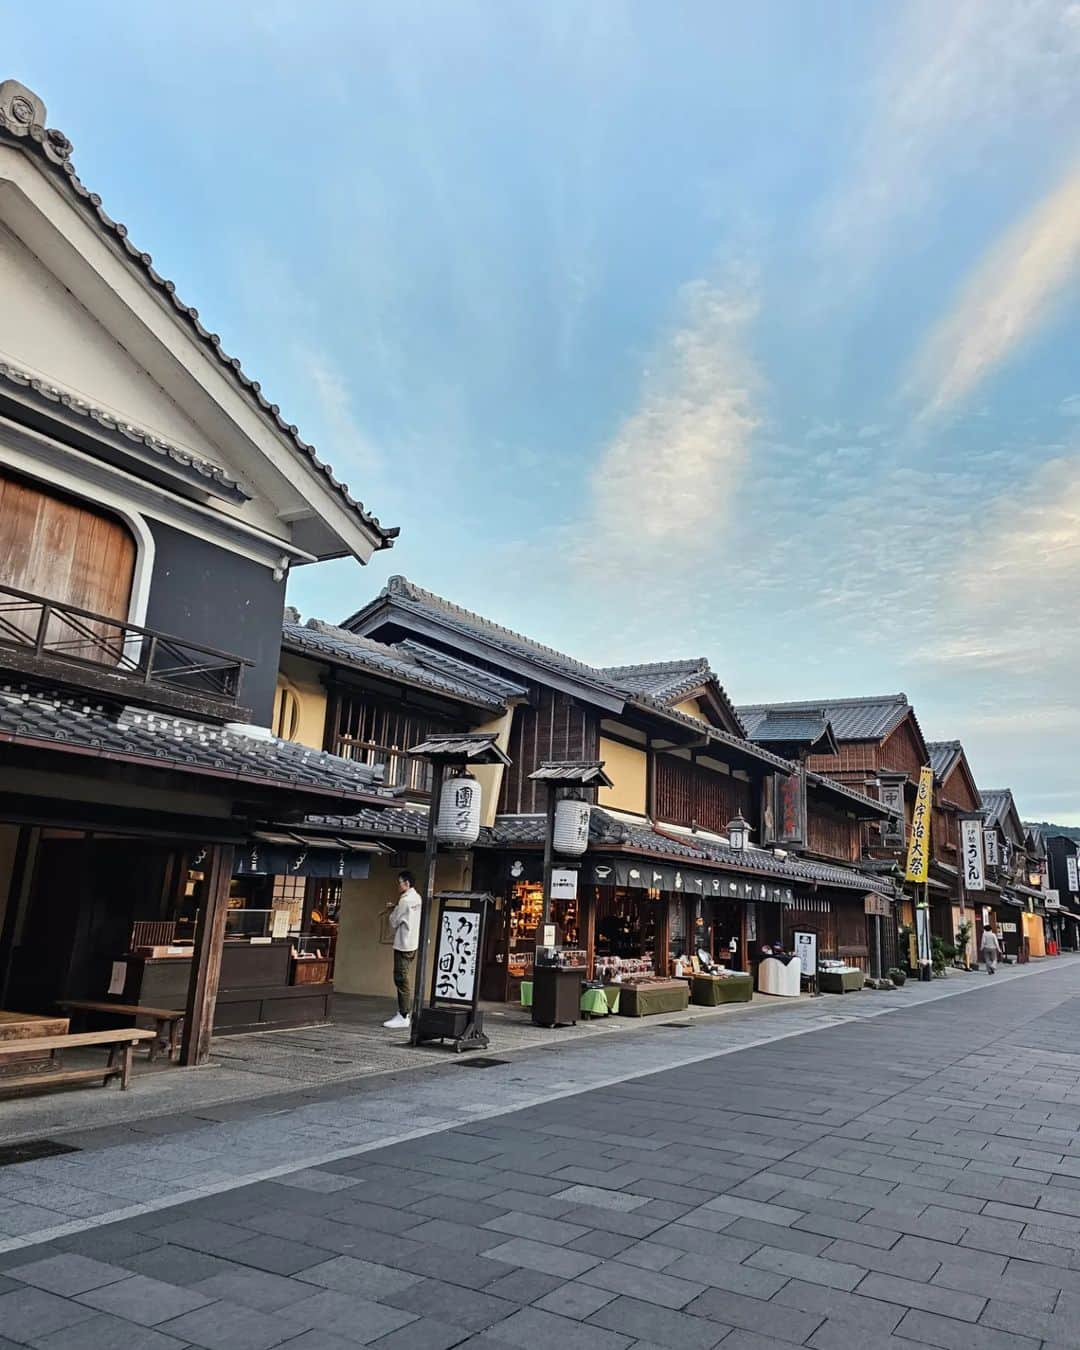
[748, 711, 839, 757]
[0, 678, 393, 803]
[281, 619, 526, 712]
[0, 79, 397, 552]
[738, 694, 911, 743]
[927, 740, 963, 782]
[344, 577, 794, 774]
[981, 788, 1027, 845]
[599, 658, 745, 736]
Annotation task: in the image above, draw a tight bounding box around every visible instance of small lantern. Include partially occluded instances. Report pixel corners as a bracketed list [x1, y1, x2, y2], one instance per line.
[554, 797, 591, 855]
[726, 813, 751, 851]
[435, 771, 482, 847]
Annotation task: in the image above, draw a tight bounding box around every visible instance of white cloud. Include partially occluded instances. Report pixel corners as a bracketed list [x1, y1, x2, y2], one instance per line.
[298, 348, 381, 474]
[909, 163, 1080, 419]
[580, 272, 760, 581]
[820, 0, 1080, 284]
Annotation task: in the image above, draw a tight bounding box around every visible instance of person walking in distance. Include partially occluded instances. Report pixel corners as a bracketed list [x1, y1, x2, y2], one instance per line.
[384, 871, 421, 1028]
[980, 925, 1002, 975]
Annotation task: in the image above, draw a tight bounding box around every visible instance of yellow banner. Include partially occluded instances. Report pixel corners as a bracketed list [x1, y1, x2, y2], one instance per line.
[905, 765, 933, 882]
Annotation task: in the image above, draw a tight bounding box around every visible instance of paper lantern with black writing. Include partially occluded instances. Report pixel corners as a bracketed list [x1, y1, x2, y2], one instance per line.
[554, 798, 591, 855]
[436, 772, 482, 847]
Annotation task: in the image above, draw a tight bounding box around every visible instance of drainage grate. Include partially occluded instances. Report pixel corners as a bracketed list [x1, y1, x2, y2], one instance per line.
[0, 1138, 80, 1168]
[455, 1057, 510, 1068]
[653, 1022, 694, 1029]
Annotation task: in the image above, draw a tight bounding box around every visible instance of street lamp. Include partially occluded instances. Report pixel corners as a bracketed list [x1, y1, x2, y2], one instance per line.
[726, 813, 751, 851]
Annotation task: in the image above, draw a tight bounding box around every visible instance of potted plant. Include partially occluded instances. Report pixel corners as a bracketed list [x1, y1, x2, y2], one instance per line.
[888, 966, 907, 986]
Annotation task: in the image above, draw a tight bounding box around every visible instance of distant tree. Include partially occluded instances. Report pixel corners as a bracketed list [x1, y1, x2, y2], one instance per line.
[1024, 820, 1080, 842]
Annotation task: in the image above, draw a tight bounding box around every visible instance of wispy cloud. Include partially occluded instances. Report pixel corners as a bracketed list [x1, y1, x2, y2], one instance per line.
[908, 163, 1080, 420]
[820, 0, 1080, 286]
[580, 271, 760, 581]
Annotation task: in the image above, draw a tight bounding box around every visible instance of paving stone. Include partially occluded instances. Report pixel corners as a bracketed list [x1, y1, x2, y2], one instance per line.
[662, 1252, 787, 1299]
[858, 1273, 986, 1321]
[771, 1278, 906, 1333]
[818, 1239, 942, 1283]
[894, 1308, 1040, 1350]
[979, 1300, 1080, 1346]
[0, 1285, 100, 1341]
[380, 1278, 518, 1332]
[612, 1240, 683, 1271]
[146, 1217, 252, 1254]
[494, 1306, 634, 1350]
[366, 1319, 473, 1350]
[587, 1296, 726, 1350]
[685, 1287, 822, 1344]
[119, 1244, 243, 1287]
[76, 1272, 215, 1323]
[928, 1264, 1058, 1310]
[744, 1245, 866, 1290]
[566, 1231, 636, 1258]
[278, 1288, 418, 1341]
[482, 1270, 563, 1304]
[411, 1196, 511, 1227]
[408, 1220, 513, 1255]
[32, 1310, 192, 1350]
[724, 1216, 831, 1255]
[295, 1256, 424, 1298]
[223, 1234, 328, 1276]
[479, 1239, 600, 1280]
[701, 1195, 806, 1227]
[7, 1253, 131, 1297]
[805, 1321, 928, 1350]
[274, 1170, 362, 1195]
[274, 1332, 365, 1350]
[533, 1282, 617, 1321]
[576, 1261, 705, 1309]
[550, 1186, 647, 1212]
[482, 1213, 591, 1247]
[792, 1213, 901, 1248]
[393, 1247, 516, 1291]
[160, 1297, 303, 1349]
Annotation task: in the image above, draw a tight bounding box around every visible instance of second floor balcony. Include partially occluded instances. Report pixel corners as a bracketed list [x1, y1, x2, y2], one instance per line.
[0, 583, 252, 721]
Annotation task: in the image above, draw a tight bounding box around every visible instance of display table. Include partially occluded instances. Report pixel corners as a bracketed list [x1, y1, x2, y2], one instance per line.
[757, 956, 802, 997]
[618, 980, 690, 1018]
[819, 967, 864, 994]
[520, 983, 620, 1017]
[691, 973, 752, 1006]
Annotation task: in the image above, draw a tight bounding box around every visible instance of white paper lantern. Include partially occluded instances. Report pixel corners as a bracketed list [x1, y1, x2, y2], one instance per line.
[436, 772, 482, 847]
[554, 797, 591, 855]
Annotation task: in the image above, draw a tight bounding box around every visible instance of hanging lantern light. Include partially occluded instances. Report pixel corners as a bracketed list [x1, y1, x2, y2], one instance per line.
[435, 771, 482, 847]
[554, 797, 591, 855]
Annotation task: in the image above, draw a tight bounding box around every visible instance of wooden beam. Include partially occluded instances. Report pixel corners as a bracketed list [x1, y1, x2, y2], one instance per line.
[180, 843, 235, 1066]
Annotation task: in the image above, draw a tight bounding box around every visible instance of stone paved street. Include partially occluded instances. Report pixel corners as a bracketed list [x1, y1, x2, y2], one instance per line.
[3, 958, 1080, 1348]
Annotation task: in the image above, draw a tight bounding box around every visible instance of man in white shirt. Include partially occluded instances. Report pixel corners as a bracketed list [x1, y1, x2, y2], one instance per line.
[384, 870, 422, 1028]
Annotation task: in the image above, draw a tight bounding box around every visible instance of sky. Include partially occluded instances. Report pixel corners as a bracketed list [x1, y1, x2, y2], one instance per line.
[6, 1, 1080, 822]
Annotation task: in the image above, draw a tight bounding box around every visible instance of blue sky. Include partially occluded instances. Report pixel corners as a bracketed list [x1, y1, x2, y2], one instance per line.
[7, 1, 1080, 821]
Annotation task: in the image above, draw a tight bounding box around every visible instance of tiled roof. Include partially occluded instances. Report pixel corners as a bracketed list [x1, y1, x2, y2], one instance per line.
[0, 80, 397, 549]
[738, 694, 911, 743]
[306, 805, 430, 840]
[980, 789, 1015, 830]
[748, 711, 837, 755]
[0, 679, 392, 802]
[346, 577, 794, 774]
[927, 740, 963, 782]
[0, 359, 249, 502]
[806, 771, 895, 818]
[282, 621, 525, 710]
[600, 658, 709, 701]
[490, 809, 894, 895]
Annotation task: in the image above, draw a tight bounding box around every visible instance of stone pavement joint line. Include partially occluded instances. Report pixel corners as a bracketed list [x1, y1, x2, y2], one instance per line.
[1, 961, 1080, 1348]
[0, 957, 1074, 1265]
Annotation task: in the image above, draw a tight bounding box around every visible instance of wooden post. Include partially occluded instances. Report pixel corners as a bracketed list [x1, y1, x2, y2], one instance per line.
[180, 843, 235, 1066]
[409, 760, 445, 1045]
[540, 788, 557, 932]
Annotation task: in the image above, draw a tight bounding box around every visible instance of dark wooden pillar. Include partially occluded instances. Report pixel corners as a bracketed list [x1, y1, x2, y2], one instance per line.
[181, 843, 235, 1066]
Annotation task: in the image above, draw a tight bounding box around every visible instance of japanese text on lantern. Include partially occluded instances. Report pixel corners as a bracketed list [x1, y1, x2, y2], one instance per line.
[904, 766, 933, 883]
[435, 910, 480, 1003]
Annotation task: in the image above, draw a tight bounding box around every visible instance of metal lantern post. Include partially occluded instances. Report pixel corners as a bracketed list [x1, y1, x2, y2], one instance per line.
[405, 733, 511, 1047]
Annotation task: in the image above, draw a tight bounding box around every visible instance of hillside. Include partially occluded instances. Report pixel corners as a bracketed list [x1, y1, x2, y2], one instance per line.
[1025, 821, 1080, 842]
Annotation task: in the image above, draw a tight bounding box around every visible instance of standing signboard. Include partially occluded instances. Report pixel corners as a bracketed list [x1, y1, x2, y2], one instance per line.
[794, 931, 817, 980]
[960, 818, 986, 891]
[414, 892, 492, 1052]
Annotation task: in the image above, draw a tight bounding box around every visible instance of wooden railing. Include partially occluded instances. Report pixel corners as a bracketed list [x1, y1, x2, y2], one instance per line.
[0, 582, 252, 715]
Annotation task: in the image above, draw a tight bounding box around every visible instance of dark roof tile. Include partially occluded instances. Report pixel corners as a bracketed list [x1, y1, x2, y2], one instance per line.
[738, 694, 911, 742]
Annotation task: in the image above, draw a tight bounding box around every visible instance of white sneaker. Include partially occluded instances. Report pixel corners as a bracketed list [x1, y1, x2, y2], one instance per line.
[383, 1013, 410, 1029]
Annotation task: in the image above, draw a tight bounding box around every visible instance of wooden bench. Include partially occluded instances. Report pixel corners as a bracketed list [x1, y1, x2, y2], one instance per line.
[59, 1000, 185, 1062]
[0, 1028, 157, 1094]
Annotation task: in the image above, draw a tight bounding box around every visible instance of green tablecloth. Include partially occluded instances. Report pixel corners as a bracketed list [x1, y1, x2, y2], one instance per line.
[520, 982, 619, 1016]
[691, 973, 753, 1006]
[618, 981, 690, 1017]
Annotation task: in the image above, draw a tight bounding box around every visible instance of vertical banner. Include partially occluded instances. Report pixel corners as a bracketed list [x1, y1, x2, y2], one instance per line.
[983, 829, 999, 867]
[775, 767, 806, 844]
[960, 818, 986, 892]
[905, 767, 933, 883]
[1067, 855, 1079, 894]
